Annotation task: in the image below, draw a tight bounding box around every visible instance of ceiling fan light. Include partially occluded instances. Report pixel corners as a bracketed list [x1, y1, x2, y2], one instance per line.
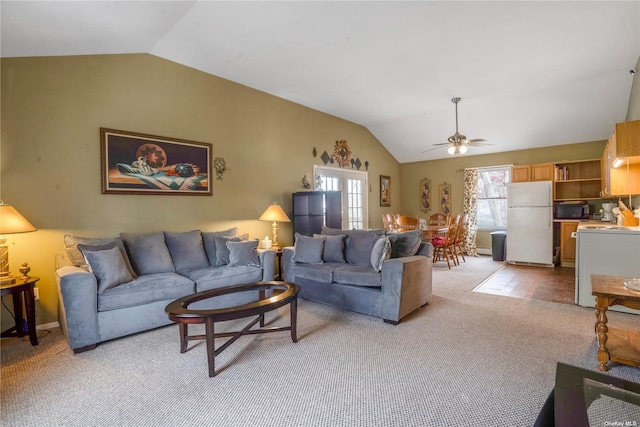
[459, 145, 468, 154]
[447, 146, 456, 155]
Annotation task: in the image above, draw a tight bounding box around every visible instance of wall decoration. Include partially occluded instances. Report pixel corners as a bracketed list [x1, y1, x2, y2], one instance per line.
[302, 174, 311, 189]
[333, 140, 352, 167]
[213, 157, 226, 180]
[420, 178, 431, 213]
[365, 161, 369, 170]
[312, 147, 317, 158]
[380, 175, 391, 207]
[439, 182, 452, 216]
[321, 151, 331, 165]
[100, 128, 212, 195]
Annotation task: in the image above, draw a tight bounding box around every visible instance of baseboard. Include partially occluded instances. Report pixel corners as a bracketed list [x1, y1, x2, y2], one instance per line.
[37, 321, 60, 330]
[476, 247, 492, 256]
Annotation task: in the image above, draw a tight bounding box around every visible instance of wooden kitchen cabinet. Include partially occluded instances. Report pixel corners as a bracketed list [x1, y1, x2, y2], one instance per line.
[511, 163, 553, 183]
[553, 159, 601, 201]
[559, 221, 578, 268]
[601, 120, 640, 197]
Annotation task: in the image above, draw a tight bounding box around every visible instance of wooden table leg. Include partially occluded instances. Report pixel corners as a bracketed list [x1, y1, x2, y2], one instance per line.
[290, 296, 298, 343]
[595, 296, 610, 372]
[24, 286, 38, 346]
[205, 318, 216, 377]
[178, 323, 188, 353]
[12, 292, 25, 337]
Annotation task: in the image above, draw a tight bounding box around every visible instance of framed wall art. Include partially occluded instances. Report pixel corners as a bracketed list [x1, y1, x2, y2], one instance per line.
[380, 175, 391, 207]
[439, 182, 451, 216]
[100, 128, 212, 196]
[420, 178, 431, 213]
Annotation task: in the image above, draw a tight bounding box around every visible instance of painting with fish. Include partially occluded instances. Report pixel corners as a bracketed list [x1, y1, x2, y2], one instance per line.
[100, 128, 212, 196]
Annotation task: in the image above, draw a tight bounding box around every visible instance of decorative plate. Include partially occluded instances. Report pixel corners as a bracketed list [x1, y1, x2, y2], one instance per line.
[623, 278, 640, 292]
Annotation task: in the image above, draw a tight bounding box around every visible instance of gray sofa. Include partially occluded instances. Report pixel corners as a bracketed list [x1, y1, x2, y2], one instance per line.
[282, 228, 432, 324]
[55, 228, 275, 353]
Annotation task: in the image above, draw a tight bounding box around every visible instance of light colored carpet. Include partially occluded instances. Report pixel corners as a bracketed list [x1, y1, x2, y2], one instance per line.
[2, 255, 639, 426]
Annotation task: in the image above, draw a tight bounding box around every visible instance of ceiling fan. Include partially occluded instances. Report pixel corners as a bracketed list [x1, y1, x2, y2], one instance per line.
[424, 97, 492, 155]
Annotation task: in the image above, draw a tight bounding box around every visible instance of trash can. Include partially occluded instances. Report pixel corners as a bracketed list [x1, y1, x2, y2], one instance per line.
[490, 231, 507, 261]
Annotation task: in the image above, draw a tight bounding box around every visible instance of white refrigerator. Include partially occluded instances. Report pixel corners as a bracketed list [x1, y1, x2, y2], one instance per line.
[506, 181, 554, 266]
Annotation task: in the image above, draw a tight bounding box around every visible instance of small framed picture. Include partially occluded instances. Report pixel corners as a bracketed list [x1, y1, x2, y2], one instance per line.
[100, 128, 212, 196]
[380, 175, 391, 207]
[439, 182, 451, 215]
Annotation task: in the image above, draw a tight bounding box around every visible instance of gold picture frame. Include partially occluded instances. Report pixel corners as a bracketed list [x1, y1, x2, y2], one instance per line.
[420, 178, 431, 213]
[380, 175, 391, 207]
[439, 182, 451, 216]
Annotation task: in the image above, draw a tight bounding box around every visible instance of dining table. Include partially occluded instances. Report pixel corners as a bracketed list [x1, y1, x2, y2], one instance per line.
[421, 225, 449, 240]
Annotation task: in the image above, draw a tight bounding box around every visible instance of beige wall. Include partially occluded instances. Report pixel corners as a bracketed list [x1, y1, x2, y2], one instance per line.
[1, 54, 400, 325]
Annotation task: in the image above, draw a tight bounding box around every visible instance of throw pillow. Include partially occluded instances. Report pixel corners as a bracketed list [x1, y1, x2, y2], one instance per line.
[213, 235, 246, 266]
[291, 233, 325, 264]
[76, 241, 137, 279]
[227, 239, 261, 267]
[313, 233, 346, 263]
[120, 231, 175, 275]
[389, 229, 422, 258]
[345, 230, 379, 266]
[82, 246, 135, 293]
[202, 227, 239, 266]
[164, 230, 210, 271]
[370, 236, 391, 272]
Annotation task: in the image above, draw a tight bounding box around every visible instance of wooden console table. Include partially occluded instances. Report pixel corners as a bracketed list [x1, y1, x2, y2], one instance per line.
[591, 274, 640, 371]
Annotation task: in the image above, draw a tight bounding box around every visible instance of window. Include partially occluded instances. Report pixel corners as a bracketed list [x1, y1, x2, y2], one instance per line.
[476, 166, 510, 230]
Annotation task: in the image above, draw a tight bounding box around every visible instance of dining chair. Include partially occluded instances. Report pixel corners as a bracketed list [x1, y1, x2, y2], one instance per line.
[395, 215, 419, 231]
[431, 216, 459, 269]
[453, 213, 468, 263]
[382, 213, 396, 232]
[428, 212, 449, 226]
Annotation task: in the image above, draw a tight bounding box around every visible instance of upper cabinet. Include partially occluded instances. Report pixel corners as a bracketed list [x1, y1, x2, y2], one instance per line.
[553, 159, 601, 201]
[601, 120, 640, 197]
[511, 163, 553, 183]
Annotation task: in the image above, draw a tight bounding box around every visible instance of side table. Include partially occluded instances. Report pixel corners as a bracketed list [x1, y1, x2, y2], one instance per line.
[0, 276, 39, 346]
[591, 274, 640, 371]
[275, 249, 283, 280]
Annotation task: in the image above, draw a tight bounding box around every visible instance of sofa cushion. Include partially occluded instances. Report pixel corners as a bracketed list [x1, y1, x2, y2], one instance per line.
[202, 227, 239, 266]
[227, 239, 261, 267]
[370, 236, 391, 272]
[291, 263, 334, 283]
[180, 265, 263, 292]
[97, 272, 194, 312]
[345, 230, 379, 266]
[164, 230, 210, 271]
[214, 235, 248, 266]
[314, 233, 346, 263]
[333, 264, 382, 287]
[387, 229, 422, 258]
[79, 245, 135, 293]
[292, 234, 325, 264]
[64, 235, 137, 278]
[120, 231, 175, 275]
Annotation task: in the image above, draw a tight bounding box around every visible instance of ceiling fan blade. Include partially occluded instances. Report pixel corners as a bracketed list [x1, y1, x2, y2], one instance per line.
[468, 142, 494, 147]
[421, 146, 447, 153]
[466, 138, 487, 143]
[432, 142, 451, 146]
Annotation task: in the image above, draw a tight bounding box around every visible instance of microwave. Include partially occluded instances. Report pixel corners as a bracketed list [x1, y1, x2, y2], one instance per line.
[554, 203, 590, 220]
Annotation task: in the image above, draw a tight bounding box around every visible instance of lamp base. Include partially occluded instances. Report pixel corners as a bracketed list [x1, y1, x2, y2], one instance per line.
[0, 275, 17, 285]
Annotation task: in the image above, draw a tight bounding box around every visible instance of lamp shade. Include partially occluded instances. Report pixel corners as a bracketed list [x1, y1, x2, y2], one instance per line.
[259, 202, 291, 223]
[0, 204, 37, 234]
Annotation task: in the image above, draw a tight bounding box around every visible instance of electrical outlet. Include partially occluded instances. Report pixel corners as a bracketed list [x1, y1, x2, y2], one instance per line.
[33, 287, 39, 301]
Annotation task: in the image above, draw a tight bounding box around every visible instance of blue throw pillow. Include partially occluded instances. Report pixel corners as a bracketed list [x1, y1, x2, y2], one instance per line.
[345, 230, 379, 266]
[388, 229, 422, 258]
[202, 227, 239, 266]
[214, 235, 248, 266]
[76, 240, 137, 279]
[292, 233, 325, 264]
[82, 246, 134, 293]
[314, 233, 346, 263]
[227, 239, 261, 267]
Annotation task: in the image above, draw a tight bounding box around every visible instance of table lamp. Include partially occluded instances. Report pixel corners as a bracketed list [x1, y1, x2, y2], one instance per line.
[0, 202, 37, 284]
[259, 202, 291, 249]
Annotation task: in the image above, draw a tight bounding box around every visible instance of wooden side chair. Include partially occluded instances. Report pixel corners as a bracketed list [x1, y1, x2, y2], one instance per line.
[382, 213, 396, 232]
[428, 212, 449, 226]
[453, 213, 468, 263]
[395, 215, 419, 231]
[431, 216, 459, 269]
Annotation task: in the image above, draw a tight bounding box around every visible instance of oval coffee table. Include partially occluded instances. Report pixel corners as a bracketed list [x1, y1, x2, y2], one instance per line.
[165, 281, 299, 377]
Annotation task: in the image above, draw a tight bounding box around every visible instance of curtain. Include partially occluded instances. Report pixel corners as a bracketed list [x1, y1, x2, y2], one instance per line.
[463, 168, 479, 256]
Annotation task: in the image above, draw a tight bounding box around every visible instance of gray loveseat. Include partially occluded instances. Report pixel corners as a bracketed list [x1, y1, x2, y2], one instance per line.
[55, 228, 275, 353]
[282, 228, 432, 324]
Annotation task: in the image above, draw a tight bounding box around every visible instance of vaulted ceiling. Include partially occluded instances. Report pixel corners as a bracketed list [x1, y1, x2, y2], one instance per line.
[2, 1, 639, 163]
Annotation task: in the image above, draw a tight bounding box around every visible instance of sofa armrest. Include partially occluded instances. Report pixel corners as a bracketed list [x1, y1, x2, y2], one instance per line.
[258, 249, 276, 281]
[415, 241, 434, 258]
[55, 264, 100, 351]
[281, 247, 295, 283]
[380, 255, 433, 323]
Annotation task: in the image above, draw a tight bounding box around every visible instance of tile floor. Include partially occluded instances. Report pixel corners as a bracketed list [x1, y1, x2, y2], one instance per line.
[473, 263, 575, 305]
